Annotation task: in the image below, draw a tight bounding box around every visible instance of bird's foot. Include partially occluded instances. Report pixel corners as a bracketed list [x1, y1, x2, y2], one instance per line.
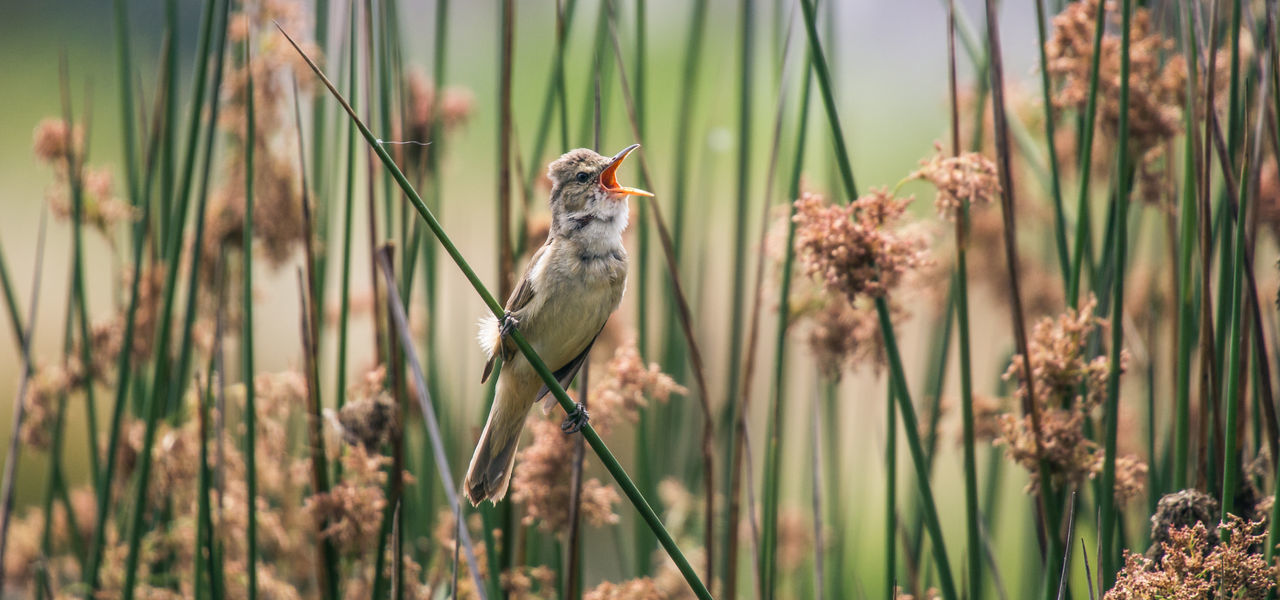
[499, 313, 520, 339]
[561, 402, 590, 434]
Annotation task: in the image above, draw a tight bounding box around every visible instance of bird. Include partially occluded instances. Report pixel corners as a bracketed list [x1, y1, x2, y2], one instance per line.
[464, 144, 653, 506]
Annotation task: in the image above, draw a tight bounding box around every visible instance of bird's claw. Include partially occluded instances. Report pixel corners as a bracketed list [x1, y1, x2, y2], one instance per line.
[499, 313, 520, 338]
[561, 402, 590, 434]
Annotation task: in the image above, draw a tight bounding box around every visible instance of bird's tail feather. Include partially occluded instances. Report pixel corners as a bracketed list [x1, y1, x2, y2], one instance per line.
[464, 374, 532, 505]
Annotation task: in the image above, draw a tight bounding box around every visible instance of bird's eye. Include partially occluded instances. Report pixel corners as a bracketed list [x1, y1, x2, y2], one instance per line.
[575, 172, 590, 183]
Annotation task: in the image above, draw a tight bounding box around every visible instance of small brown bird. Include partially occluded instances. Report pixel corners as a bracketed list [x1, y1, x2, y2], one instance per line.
[465, 144, 652, 505]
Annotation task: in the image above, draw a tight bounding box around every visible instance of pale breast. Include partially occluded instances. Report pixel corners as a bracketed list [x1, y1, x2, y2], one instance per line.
[518, 241, 626, 371]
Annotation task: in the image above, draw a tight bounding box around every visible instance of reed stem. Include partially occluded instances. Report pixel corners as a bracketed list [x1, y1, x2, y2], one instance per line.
[1097, 0, 1132, 586]
[241, 38, 259, 600]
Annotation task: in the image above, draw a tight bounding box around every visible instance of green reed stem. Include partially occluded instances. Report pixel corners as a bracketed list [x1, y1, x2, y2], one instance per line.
[310, 0, 330, 291]
[496, 0, 514, 301]
[955, 245, 983, 598]
[0, 210, 46, 597]
[797, 0, 855, 201]
[1067, 0, 1108, 308]
[1033, 0, 1070, 287]
[56, 58, 102, 488]
[1097, 0, 1132, 586]
[942, 0, 1053, 190]
[335, 6, 358, 409]
[876, 297, 959, 600]
[375, 253, 489, 598]
[195, 370, 214, 599]
[751, 11, 805, 597]
[114, 0, 141, 213]
[279, 24, 713, 599]
[661, 0, 708, 347]
[294, 79, 341, 600]
[242, 39, 259, 600]
[721, 0, 754, 593]
[1221, 136, 1257, 519]
[1173, 6, 1200, 491]
[1212, 0, 1244, 385]
[374, 0, 397, 245]
[422, 0, 450, 510]
[650, 0, 708, 570]
[947, 2, 981, 595]
[116, 61, 204, 600]
[160, 0, 178, 253]
[167, 0, 218, 269]
[885, 375, 898, 598]
[84, 112, 157, 595]
[633, 0, 651, 354]
[0, 243, 20, 352]
[173, 0, 229, 426]
[522, 0, 579, 197]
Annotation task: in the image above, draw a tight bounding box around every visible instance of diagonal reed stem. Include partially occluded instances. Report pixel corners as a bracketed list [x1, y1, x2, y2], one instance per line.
[279, 23, 712, 599]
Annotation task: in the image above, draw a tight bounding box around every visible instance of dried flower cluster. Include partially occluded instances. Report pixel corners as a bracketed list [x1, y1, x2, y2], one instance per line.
[1045, 0, 1196, 206]
[304, 445, 389, 554]
[19, 363, 81, 450]
[996, 296, 1145, 503]
[590, 342, 687, 434]
[87, 265, 165, 378]
[33, 118, 134, 236]
[333, 366, 400, 451]
[203, 0, 322, 280]
[1106, 517, 1273, 599]
[511, 414, 621, 533]
[32, 117, 82, 163]
[793, 188, 930, 303]
[1146, 489, 1219, 562]
[1258, 160, 1280, 241]
[910, 145, 1001, 220]
[584, 578, 665, 600]
[402, 69, 475, 170]
[797, 289, 906, 379]
[500, 565, 558, 599]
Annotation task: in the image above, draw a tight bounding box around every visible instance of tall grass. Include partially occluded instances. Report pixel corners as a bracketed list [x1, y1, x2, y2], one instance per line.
[6, 0, 1280, 597]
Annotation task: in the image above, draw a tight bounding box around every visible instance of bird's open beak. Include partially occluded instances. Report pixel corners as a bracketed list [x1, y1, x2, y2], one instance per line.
[600, 144, 654, 198]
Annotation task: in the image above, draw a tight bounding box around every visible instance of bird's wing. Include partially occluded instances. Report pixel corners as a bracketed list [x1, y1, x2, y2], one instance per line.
[534, 327, 604, 414]
[481, 240, 550, 383]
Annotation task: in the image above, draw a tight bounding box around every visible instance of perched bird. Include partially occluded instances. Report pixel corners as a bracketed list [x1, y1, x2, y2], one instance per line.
[465, 144, 653, 505]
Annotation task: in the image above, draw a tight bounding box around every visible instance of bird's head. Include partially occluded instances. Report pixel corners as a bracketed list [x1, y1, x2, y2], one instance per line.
[546, 144, 652, 237]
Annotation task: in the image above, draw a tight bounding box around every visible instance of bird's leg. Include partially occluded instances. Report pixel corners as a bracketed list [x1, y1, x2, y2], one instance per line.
[560, 402, 590, 434]
[499, 312, 520, 339]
